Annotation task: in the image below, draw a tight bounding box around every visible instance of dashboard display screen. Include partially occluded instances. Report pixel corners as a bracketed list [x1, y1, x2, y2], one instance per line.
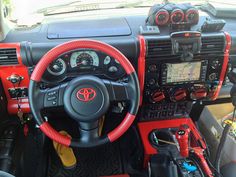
[166, 62, 201, 83]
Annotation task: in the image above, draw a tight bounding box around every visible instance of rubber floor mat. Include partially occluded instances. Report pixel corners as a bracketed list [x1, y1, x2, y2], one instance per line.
[48, 142, 123, 177]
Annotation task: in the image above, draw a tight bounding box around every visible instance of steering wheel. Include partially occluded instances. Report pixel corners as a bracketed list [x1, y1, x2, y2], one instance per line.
[29, 40, 140, 148]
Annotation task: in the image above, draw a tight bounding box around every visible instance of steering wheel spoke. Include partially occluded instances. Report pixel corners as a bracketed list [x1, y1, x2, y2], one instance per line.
[78, 121, 100, 143]
[103, 79, 131, 102]
[42, 83, 67, 109]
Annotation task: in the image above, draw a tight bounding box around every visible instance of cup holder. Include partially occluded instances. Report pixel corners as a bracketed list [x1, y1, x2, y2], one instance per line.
[149, 129, 174, 148]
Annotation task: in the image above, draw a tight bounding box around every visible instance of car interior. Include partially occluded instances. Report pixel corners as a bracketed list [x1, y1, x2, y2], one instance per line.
[0, 0, 236, 177]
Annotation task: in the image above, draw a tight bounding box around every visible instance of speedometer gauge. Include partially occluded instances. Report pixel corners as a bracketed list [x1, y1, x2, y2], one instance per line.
[47, 58, 66, 76]
[70, 51, 99, 68]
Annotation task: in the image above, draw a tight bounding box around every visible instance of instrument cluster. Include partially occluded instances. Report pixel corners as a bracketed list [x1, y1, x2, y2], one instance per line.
[42, 50, 125, 83]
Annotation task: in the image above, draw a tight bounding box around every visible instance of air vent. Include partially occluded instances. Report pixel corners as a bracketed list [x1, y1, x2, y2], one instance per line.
[146, 35, 225, 60]
[147, 39, 173, 60]
[0, 48, 18, 65]
[201, 36, 225, 54]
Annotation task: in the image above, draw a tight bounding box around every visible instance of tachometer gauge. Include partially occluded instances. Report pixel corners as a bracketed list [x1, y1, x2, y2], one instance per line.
[47, 58, 66, 76]
[70, 51, 99, 68]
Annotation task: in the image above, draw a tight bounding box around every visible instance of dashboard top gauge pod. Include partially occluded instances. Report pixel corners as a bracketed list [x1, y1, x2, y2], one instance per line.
[155, 9, 169, 26]
[185, 8, 199, 25]
[170, 9, 184, 24]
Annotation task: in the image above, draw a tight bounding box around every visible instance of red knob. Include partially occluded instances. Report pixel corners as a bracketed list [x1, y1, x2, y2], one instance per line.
[191, 88, 207, 100]
[173, 88, 187, 101]
[151, 91, 165, 103]
[175, 125, 190, 158]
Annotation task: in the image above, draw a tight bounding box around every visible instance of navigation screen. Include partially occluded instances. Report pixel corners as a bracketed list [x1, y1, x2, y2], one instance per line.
[166, 62, 201, 83]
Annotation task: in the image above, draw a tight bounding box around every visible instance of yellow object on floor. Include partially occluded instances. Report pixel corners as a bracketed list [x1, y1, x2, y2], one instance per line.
[53, 131, 77, 169]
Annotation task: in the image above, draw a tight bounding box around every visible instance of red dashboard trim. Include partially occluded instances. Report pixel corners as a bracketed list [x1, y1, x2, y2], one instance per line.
[212, 32, 231, 100]
[0, 43, 30, 114]
[137, 35, 146, 105]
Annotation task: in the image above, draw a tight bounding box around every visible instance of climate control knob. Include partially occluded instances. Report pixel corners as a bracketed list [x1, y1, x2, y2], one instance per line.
[190, 88, 207, 100]
[172, 88, 187, 102]
[151, 90, 165, 103]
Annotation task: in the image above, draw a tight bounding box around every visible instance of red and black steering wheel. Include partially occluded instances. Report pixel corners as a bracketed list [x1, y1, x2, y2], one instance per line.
[29, 40, 140, 148]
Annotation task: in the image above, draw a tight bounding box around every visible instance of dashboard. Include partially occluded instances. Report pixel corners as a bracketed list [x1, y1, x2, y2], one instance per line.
[42, 50, 125, 83]
[0, 3, 235, 115]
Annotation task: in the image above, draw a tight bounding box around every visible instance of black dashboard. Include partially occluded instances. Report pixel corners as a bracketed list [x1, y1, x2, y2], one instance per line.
[2, 3, 236, 116]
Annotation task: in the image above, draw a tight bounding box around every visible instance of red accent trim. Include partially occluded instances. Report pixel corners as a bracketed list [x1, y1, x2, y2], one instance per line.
[137, 35, 146, 105]
[138, 118, 206, 167]
[108, 113, 135, 142]
[8, 99, 30, 114]
[40, 122, 71, 147]
[76, 88, 96, 102]
[0, 43, 30, 114]
[31, 40, 135, 82]
[155, 9, 169, 26]
[212, 32, 231, 100]
[23, 124, 29, 136]
[193, 147, 214, 177]
[170, 9, 184, 24]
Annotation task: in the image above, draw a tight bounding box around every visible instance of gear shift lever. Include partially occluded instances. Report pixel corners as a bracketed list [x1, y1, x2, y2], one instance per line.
[175, 125, 190, 158]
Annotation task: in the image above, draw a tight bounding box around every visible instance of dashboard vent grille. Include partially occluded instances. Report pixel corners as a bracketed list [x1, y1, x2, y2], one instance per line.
[147, 39, 173, 60]
[201, 36, 225, 54]
[146, 35, 225, 60]
[0, 48, 18, 65]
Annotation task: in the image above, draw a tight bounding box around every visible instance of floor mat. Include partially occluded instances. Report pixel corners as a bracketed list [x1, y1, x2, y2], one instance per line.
[48, 142, 123, 177]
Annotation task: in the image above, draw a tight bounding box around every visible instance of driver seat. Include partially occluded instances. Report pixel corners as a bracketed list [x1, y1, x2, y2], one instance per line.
[0, 171, 15, 177]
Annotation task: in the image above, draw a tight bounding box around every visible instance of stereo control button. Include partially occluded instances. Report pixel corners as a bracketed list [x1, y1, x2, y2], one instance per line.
[148, 79, 156, 86]
[148, 64, 157, 72]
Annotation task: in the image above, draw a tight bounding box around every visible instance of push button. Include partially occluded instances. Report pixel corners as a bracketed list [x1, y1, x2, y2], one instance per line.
[47, 96, 57, 101]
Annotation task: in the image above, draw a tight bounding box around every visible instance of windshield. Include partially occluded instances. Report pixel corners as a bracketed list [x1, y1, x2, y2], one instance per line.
[2, 0, 235, 26]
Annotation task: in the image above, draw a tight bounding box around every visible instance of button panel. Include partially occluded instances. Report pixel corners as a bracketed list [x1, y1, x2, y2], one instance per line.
[139, 102, 192, 121]
[44, 87, 59, 107]
[8, 87, 28, 98]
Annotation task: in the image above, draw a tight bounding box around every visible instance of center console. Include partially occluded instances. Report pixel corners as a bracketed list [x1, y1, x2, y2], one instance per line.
[137, 3, 231, 176]
[138, 31, 230, 121]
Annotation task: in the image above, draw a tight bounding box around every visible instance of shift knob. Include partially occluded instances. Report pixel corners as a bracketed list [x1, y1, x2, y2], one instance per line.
[175, 125, 190, 157]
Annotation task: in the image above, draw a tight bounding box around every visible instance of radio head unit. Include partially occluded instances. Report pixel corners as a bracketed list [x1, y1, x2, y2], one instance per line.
[162, 61, 208, 85]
